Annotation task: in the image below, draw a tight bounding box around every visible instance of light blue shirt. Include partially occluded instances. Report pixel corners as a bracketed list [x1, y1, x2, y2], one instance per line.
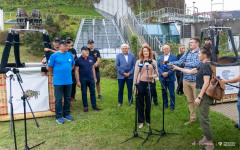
[48, 52, 75, 85]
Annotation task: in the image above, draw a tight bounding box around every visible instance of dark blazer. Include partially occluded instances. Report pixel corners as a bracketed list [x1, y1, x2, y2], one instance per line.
[157, 53, 178, 82]
[115, 53, 136, 79]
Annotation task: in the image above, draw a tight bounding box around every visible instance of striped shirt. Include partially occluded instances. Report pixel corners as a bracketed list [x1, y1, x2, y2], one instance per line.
[171, 48, 202, 82]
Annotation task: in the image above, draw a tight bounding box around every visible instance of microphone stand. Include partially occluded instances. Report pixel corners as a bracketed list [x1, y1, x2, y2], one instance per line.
[152, 63, 180, 143]
[121, 64, 144, 144]
[142, 61, 160, 145]
[8, 73, 17, 150]
[15, 72, 45, 150]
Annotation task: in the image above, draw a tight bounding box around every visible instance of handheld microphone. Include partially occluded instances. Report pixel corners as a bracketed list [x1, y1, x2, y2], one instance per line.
[138, 63, 144, 73]
[148, 60, 156, 70]
[144, 60, 149, 70]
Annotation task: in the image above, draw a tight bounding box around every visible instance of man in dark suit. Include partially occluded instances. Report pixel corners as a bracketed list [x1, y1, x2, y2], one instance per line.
[115, 44, 136, 107]
[157, 45, 178, 111]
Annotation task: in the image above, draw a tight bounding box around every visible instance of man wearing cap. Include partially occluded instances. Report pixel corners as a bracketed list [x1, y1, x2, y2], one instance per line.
[75, 46, 102, 112]
[47, 39, 75, 124]
[44, 37, 61, 62]
[88, 39, 103, 99]
[66, 37, 77, 102]
[204, 37, 219, 61]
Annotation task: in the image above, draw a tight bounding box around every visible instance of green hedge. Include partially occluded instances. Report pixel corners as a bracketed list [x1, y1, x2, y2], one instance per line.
[99, 59, 117, 79]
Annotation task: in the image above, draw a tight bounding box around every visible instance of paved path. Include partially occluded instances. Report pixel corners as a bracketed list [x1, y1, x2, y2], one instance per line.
[211, 102, 238, 123]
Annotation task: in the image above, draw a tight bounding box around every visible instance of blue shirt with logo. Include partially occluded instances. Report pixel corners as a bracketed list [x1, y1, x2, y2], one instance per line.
[48, 52, 75, 85]
[75, 56, 94, 81]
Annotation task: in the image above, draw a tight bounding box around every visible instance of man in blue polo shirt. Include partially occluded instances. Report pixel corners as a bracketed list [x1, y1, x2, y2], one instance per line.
[75, 46, 102, 112]
[47, 39, 75, 124]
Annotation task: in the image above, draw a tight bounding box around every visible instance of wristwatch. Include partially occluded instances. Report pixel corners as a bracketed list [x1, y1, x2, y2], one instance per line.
[197, 96, 202, 100]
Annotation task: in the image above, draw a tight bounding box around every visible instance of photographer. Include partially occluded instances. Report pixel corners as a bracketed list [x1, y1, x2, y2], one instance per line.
[133, 46, 158, 128]
[172, 44, 214, 150]
[157, 45, 177, 111]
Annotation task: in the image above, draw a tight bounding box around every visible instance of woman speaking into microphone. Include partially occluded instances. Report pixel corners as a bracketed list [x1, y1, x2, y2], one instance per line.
[133, 46, 158, 128]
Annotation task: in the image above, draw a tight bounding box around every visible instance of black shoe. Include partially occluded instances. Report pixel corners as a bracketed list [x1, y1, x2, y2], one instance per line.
[234, 124, 240, 129]
[98, 95, 103, 99]
[170, 108, 174, 111]
[154, 101, 159, 106]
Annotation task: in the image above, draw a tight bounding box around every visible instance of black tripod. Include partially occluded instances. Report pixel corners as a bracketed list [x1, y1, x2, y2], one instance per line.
[14, 70, 45, 150]
[142, 61, 160, 145]
[153, 69, 180, 143]
[7, 71, 17, 150]
[121, 64, 144, 144]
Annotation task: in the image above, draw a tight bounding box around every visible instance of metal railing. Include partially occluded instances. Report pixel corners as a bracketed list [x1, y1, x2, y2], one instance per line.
[135, 7, 211, 23]
[114, 11, 141, 48]
[4, 12, 105, 20]
[127, 13, 163, 52]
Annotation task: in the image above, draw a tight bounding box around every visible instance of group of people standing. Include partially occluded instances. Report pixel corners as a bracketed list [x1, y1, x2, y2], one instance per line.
[43, 35, 239, 150]
[115, 37, 218, 150]
[44, 37, 103, 124]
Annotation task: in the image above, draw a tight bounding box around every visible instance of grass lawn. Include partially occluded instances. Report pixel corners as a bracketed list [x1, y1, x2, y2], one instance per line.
[0, 77, 239, 150]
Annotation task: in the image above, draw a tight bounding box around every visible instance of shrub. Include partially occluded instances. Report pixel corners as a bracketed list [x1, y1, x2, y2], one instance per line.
[130, 33, 141, 58]
[99, 59, 117, 79]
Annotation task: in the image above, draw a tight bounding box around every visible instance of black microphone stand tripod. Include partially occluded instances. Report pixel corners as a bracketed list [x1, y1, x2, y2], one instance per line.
[152, 63, 180, 143]
[7, 71, 17, 150]
[121, 64, 144, 144]
[142, 61, 160, 145]
[14, 70, 45, 150]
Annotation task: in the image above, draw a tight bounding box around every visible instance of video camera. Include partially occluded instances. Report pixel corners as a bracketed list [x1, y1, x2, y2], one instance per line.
[161, 61, 173, 70]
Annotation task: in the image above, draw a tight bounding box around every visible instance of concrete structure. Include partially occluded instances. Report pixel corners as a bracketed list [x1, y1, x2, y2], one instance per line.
[0, 9, 4, 31]
[94, 0, 134, 17]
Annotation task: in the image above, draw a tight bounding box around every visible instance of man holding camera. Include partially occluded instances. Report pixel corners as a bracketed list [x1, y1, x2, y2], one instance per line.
[157, 45, 177, 111]
[170, 38, 202, 125]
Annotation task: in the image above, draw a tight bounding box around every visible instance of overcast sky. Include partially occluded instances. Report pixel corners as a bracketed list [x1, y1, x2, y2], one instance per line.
[185, 0, 240, 12]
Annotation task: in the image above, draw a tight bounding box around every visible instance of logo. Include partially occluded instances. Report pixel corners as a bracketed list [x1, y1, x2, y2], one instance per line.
[222, 70, 235, 80]
[48, 60, 50, 63]
[94, 53, 97, 57]
[69, 59, 71, 61]
[23, 90, 40, 100]
[218, 142, 222, 146]
[89, 60, 93, 63]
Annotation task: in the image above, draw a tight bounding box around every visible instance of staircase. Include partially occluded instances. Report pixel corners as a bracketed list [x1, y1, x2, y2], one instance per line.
[74, 18, 125, 59]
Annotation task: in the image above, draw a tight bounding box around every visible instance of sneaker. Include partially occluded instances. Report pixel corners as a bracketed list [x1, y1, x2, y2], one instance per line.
[184, 120, 196, 126]
[84, 107, 88, 112]
[139, 123, 144, 128]
[63, 115, 73, 121]
[147, 123, 151, 126]
[98, 95, 103, 99]
[56, 118, 64, 124]
[118, 104, 122, 107]
[92, 106, 102, 110]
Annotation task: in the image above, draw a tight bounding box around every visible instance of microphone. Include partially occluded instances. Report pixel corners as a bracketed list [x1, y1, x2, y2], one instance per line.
[144, 60, 149, 70]
[5, 68, 14, 78]
[138, 63, 144, 73]
[12, 68, 22, 83]
[148, 60, 156, 70]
